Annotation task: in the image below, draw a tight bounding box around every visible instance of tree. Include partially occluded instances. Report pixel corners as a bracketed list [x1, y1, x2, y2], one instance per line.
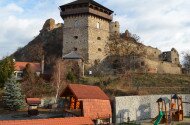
[183, 51, 190, 72]
[23, 63, 37, 84]
[52, 59, 80, 103]
[52, 59, 68, 103]
[0, 57, 15, 88]
[105, 31, 146, 74]
[3, 75, 24, 110]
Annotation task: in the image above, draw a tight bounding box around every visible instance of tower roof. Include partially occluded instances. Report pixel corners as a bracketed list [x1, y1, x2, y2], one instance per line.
[60, 0, 113, 13]
[60, 84, 110, 100]
[59, 0, 113, 21]
[62, 51, 83, 60]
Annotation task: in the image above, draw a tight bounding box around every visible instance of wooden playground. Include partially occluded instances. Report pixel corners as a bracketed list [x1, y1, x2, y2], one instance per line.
[151, 94, 188, 125]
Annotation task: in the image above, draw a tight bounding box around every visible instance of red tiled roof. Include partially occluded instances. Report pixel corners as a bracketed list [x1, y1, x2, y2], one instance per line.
[15, 62, 41, 72]
[61, 84, 109, 100]
[83, 99, 112, 120]
[26, 98, 41, 105]
[0, 117, 94, 125]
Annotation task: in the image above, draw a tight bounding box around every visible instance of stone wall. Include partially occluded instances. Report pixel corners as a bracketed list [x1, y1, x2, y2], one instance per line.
[63, 15, 110, 66]
[114, 94, 190, 123]
[63, 15, 88, 61]
[110, 21, 120, 35]
[144, 46, 161, 61]
[88, 15, 110, 65]
[144, 58, 181, 74]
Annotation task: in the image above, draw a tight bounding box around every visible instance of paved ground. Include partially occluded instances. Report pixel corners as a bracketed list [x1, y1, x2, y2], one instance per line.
[139, 118, 190, 125]
[0, 112, 64, 120]
[0, 108, 64, 121]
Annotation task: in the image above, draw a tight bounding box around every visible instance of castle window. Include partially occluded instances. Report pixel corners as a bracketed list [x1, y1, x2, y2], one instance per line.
[74, 36, 78, 39]
[97, 37, 101, 40]
[74, 20, 79, 27]
[98, 48, 102, 52]
[74, 47, 77, 51]
[141, 61, 145, 66]
[97, 22, 100, 29]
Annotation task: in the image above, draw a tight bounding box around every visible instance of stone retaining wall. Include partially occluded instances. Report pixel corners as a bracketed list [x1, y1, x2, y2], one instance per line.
[114, 94, 190, 123]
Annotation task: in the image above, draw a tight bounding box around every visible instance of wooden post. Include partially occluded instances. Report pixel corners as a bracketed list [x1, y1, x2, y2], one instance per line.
[165, 101, 167, 123]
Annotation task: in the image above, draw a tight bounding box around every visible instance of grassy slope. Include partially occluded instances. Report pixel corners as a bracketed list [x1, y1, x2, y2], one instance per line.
[80, 73, 190, 96]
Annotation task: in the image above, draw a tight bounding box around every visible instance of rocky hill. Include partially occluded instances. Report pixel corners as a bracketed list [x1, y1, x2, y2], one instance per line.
[12, 19, 63, 73]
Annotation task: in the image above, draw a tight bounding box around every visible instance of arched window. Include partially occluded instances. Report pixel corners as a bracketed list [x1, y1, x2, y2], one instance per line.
[97, 22, 100, 29]
[74, 20, 79, 27]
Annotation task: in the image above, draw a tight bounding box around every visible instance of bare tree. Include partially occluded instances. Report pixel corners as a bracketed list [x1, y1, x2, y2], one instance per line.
[183, 51, 190, 73]
[105, 32, 146, 74]
[52, 59, 67, 103]
[52, 59, 80, 103]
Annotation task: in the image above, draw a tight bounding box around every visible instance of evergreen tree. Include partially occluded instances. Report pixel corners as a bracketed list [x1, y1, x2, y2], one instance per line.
[3, 75, 24, 110]
[0, 57, 15, 88]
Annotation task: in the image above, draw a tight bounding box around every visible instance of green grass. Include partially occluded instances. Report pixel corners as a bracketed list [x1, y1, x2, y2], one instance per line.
[80, 73, 190, 96]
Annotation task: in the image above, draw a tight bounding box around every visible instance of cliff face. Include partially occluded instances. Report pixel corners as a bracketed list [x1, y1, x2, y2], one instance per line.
[12, 19, 63, 73]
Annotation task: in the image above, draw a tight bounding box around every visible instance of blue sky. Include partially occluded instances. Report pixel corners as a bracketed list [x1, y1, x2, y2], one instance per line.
[0, 0, 190, 60]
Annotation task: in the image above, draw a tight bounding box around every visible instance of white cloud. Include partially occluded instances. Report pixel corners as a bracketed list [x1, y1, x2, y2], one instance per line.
[0, 0, 190, 61]
[0, 15, 42, 59]
[102, 0, 190, 60]
[0, 3, 23, 14]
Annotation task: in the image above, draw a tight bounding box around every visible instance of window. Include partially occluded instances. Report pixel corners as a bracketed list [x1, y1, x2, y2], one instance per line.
[74, 47, 77, 51]
[141, 61, 145, 66]
[97, 37, 101, 40]
[74, 20, 79, 27]
[17, 72, 23, 78]
[74, 36, 78, 39]
[97, 22, 100, 29]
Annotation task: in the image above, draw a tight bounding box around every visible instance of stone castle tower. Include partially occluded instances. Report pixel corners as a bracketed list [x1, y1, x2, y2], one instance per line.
[60, 0, 115, 66]
[59, 0, 181, 74]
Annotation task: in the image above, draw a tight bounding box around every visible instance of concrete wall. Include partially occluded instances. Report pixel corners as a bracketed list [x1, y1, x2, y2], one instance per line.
[114, 94, 190, 123]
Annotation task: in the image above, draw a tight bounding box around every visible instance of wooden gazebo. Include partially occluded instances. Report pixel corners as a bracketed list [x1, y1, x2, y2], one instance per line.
[60, 84, 112, 123]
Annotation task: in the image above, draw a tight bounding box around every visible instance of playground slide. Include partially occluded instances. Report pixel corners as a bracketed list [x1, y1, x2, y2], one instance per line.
[154, 111, 164, 125]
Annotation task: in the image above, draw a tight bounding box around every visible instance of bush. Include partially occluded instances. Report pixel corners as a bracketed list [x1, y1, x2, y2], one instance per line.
[66, 71, 76, 82]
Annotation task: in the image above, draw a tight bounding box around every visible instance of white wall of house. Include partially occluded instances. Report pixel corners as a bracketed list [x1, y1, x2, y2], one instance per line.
[14, 71, 41, 80]
[114, 94, 190, 123]
[14, 71, 23, 80]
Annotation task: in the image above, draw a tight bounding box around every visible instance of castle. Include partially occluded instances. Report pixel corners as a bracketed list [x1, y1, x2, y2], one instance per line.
[59, 0, 181, 74]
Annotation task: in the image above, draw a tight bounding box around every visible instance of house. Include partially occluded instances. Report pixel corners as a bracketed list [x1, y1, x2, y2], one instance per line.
[0, 117, 93, 125]
[14, 62, 42, 80]
[60, 84, 112, 124]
